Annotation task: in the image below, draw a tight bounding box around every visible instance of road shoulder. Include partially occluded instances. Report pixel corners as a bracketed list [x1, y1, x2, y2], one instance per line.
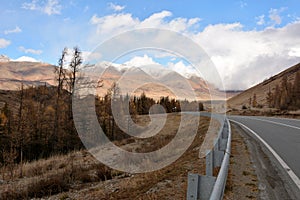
[229, 122, 299, 200]
[224, 123, 259, 199]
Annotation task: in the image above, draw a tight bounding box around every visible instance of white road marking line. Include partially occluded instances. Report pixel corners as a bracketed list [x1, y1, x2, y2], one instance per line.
[258, 116, 300, 122]
[229, 119, 300, 190]
[245, 117, 300, 130]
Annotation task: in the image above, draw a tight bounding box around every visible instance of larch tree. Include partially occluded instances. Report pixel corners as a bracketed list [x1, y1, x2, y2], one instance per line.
[68, 47, 82, 95]
[293, 71, 300, 107]
[266, 87, 273, 108]
[252, 93, 257, 108]
[54, 48, 67, 151]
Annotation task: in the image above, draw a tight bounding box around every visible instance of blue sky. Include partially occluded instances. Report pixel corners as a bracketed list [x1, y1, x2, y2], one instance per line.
[0, 0, 300, 89]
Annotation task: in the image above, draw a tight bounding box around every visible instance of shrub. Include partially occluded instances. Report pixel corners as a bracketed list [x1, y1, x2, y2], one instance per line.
[27, 175, 69, 198]
[242, 105, 247, 109]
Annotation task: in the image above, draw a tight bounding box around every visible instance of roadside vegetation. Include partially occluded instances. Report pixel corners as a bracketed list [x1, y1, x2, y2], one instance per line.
[228, 71, 300, 118]
[0, 114, 214, 199]
[0, 47, 206, 199]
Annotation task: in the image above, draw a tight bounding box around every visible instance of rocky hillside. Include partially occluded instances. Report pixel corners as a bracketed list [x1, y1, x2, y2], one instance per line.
[228, 62, 300, 109]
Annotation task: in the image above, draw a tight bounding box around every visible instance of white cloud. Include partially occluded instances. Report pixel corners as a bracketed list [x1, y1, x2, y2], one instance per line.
[14, 56, 39, 62]
[288, 47, 300, 57]
[22, 0, 62, 15]
[88, 10, 300, 89]
[140, 10, 172, 28]
[19, 46, 43, 55]
[44, 0, 61, 15]
[108, 2, 125, 12]
[90, 10, 200, 38]
[60, 48, 102, 66]
[0, 38, 11, 48]
[22, 0, 38, 10]
[256, 15, 265, 25]
[239, 1, 247, 8]
[118, 55, 197, 79]
[124, 55, 158, 67]
[83, 5, 89, 13]
[4, 26, 22, 34]
[90, 13, 138, 35]
[268, 7, 286, 26]
[193, 21, 300, 89]
[167, 61, 197, 78]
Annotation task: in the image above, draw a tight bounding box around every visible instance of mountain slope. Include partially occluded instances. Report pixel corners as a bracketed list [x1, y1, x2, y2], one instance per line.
[227, 62, 300, 109]
[0, 61, 55, 90]
[0, 60, 227, 100]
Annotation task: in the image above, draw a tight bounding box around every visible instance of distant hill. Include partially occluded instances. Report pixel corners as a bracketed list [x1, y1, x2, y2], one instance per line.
[0, 60, 56, 90]
[91, 65, 229, 100]
[227, 62, 300, 109]
[0, 59, 229, 101]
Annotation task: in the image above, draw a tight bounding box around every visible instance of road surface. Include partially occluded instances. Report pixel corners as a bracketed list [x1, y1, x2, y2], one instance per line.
[228, 115, 300, 194]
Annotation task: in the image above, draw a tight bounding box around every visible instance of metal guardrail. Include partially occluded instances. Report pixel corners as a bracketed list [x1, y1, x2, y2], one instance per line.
[187, 117, 231, 200]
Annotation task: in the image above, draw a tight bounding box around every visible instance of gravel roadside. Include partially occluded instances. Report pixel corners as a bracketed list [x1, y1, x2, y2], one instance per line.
[224, 123, 259, 199]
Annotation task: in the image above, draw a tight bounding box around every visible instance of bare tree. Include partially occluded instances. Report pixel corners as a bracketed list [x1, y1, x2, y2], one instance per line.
[54, 48, 67, 151]
[68, 47, 82, 95]
[17, 83, 25, 177]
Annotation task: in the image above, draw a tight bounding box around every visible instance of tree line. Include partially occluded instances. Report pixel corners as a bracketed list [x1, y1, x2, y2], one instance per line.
[94, 83, 204, 141]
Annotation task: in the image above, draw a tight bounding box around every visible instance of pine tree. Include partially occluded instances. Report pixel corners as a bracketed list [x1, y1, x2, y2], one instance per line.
[280, 75, 289, 109]
[266, 87, 273, 108]
[249, 97, 252, 108]
[273, 85, 281, 109]
[293, 71, 300, 108]
[252, 93, 257, 108]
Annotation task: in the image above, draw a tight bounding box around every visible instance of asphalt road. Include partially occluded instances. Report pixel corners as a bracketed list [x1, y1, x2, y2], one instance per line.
[228, 115, 300, 190]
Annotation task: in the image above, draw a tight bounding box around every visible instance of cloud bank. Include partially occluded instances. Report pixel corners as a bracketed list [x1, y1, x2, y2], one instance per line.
[88, 10, 300, 90]
[19, 46, 43, 55]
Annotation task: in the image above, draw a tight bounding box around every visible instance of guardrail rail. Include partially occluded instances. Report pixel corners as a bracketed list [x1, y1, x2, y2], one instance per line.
[187, 117, 231, 200]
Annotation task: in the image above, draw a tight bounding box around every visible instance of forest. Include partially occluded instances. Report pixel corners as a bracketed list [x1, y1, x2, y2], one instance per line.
[0, 47, 204, 178]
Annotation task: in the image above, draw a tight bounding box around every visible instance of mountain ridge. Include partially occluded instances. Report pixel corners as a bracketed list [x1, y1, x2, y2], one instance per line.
[0, 60, 230, 100]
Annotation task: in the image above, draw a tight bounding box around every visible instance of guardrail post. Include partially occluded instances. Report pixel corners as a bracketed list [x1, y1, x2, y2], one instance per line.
[187, 173, 199, 200]
[206, 150, 214, 176]
[187, 173, 216, 200]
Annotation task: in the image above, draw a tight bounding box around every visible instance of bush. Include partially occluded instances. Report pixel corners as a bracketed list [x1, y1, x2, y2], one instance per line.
[27, 175, 69, 198]
[96, 164, 112, 181]
[242, 105, 247, 110]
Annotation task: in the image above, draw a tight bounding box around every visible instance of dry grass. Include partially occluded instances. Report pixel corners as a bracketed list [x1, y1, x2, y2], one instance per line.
[0, 113, 216, 199]
[224, 124, 258, 200]
[49, 115, 215, 199]
[0, 151, 115, 199]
